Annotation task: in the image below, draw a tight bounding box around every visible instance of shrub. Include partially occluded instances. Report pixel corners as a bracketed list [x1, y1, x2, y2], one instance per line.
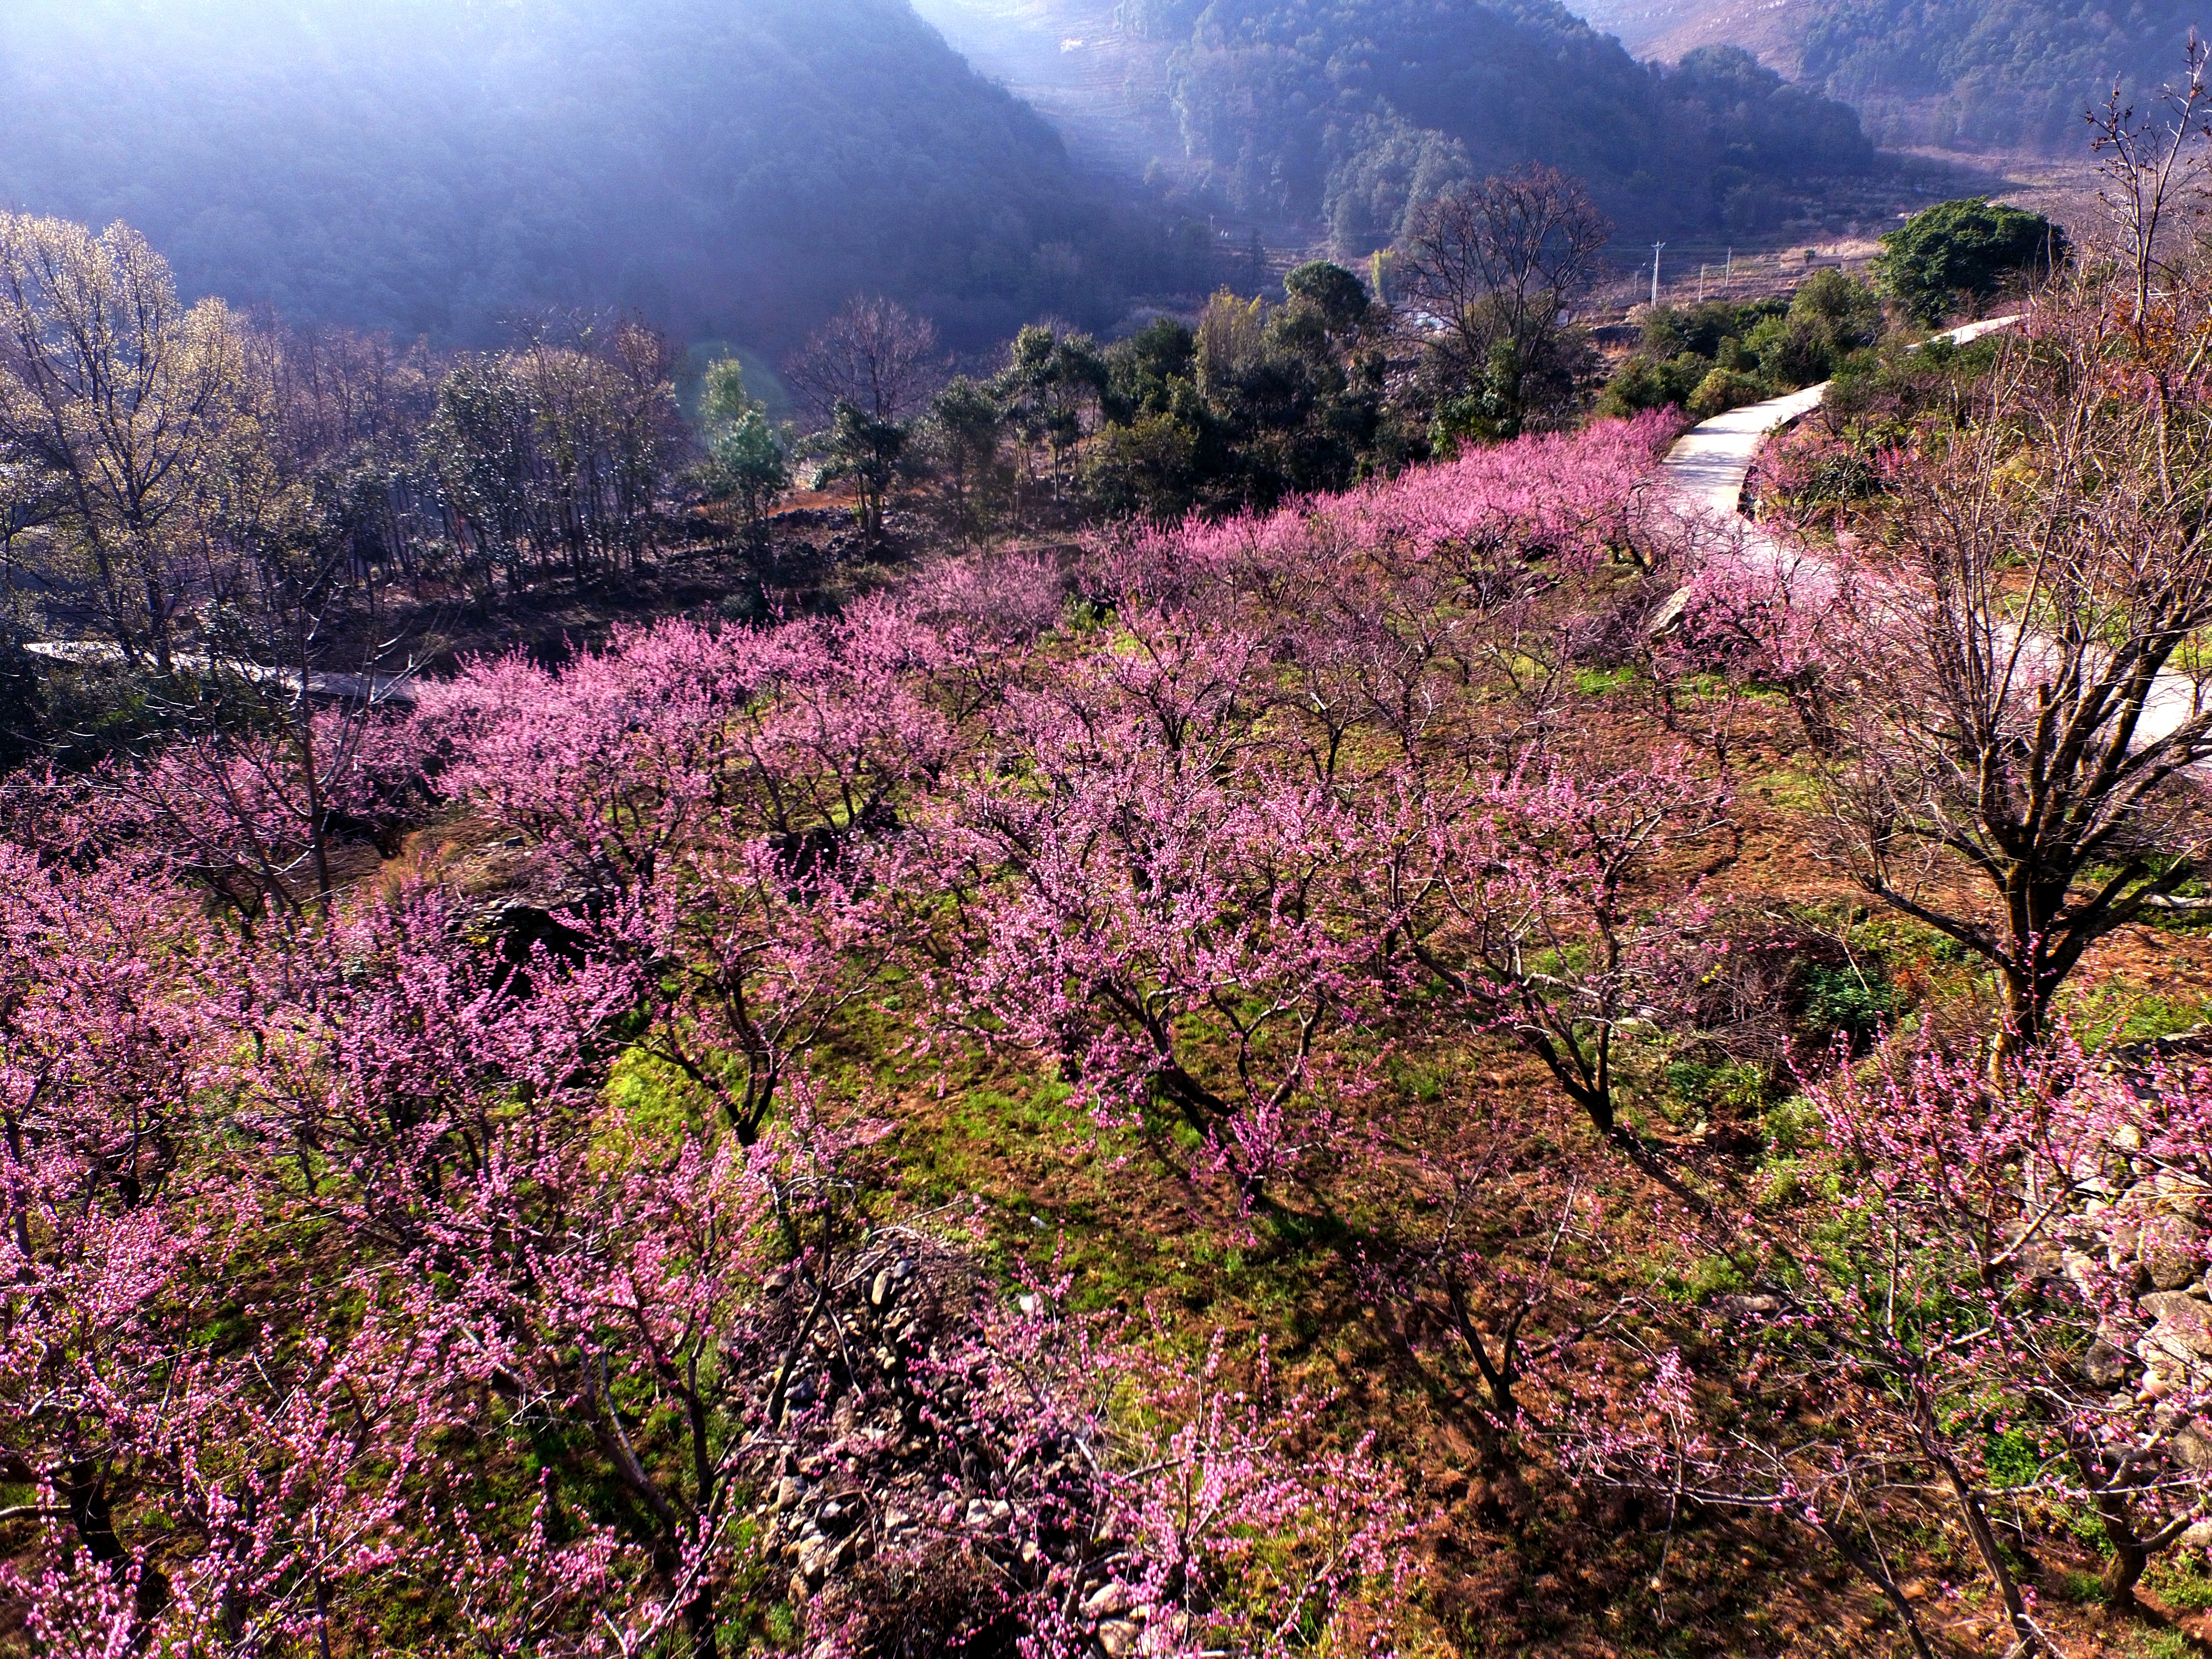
[1874, 197, 2068, 326]
[1687, 367, 1767, 419]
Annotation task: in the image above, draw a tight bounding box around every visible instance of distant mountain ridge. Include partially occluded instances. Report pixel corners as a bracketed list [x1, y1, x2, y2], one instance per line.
[1582, 0, 2209, 152]
[1120, 0, 1877, 246]
[0, 0, 1202, 347]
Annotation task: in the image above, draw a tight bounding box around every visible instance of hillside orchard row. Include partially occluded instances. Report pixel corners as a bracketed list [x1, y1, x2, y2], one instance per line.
[7, 259, 2212, 1656]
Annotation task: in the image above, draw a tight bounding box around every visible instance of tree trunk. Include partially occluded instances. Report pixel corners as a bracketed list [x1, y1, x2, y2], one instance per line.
[1925, 1428, 2048, 1655]
[144, 569, 173, 676]
[2100, 1539, 2148, 1608]
[684, 1587, 721, 1659]
[1819, 1521, 1940, 1659]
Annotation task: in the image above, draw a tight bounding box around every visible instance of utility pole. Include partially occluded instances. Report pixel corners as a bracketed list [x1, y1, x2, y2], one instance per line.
[1698, 264, 1707, 301]
[1650, 242, 1665, 307]
[1725, 244, 1733, 279]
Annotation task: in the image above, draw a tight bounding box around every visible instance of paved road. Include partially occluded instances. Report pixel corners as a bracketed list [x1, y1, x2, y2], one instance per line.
[23, 640, 415, 705]
[1658, 383, 1827, 518]
[1657, 315, 2022, 519]
[1652, 314, 2211, 753]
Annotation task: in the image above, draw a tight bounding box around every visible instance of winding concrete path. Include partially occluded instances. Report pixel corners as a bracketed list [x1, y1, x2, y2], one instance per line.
[1656, 316, 2023, 518]
[1657, 383, 1828, 518]
[1652, 314, 2209, 754]
[23, 640, 416, 705]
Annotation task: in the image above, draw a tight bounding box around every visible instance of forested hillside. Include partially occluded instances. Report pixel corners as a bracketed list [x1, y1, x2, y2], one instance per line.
[1121, 0, 1876, 244]
[1630, 0, 2208, 151]
[0, 0, 1204, 347]
[1797, 0, 2206, 149]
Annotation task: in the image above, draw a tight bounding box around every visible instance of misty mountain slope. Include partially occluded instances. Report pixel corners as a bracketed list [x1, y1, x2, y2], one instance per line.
[1621, 0, 2206, 150]
[0, 0, 1190, 347]
[912, 0, 1195, 182]
[1566, 0, 1803, 60]
[1119, 0, 1876, 246]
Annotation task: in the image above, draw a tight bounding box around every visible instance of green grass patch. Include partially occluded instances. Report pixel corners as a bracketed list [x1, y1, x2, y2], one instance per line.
[1573, 663, 1640, 697]
[2063, 982, 2212, 1050]
[2147, 1552, 2212, 1612]
[2054, 1568, 2105, 1604]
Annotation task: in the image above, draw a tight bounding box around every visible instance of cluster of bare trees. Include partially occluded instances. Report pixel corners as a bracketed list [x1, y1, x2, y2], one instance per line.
[0, 214, 690, 703]
[1633, 50, 2212, 1058]
[426, 321, 682, 590]
[1817, 293, 2212, 1050]
[1817, 50, 2212, 1052]
[0, 217, 258, 676]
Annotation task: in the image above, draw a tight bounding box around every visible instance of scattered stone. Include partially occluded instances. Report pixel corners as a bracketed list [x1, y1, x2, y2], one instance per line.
[2080, 1337, 2132, 1387]
[2142, 1214, 2202, 1290]
[2154, 1171, 2212, 1211]
[2178, 1425, 2212, 1471]
[1082, 1583, 1131, 1619]
[2140, 1291, 2212, 1359]
[798, 1533, 843, 1583]
[1645, 584, 1691, 639]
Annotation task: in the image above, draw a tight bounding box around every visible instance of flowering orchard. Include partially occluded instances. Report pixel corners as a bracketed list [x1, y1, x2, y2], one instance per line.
[8, 370, 2212, 1658]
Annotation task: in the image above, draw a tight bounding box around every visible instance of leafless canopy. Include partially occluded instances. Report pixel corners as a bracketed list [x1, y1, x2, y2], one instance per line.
[2089, 31, 2212, 330]
[784, 294, 942, 428]
[1819, 288, 2212, 1047]
[1398, 164, 1611, 408]
[0, 215, 247, 672]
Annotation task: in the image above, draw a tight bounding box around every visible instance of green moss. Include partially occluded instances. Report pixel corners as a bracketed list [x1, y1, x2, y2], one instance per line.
[1573, 663, 1641, 696]
[764, 1600, 800, 1645]
[1799, 961, 1895, 1039]
[2063, 982, 2212, 1050]
[1667, 1057, 1780, 1114]
[1764, 1095, 1820, 1156]
[603, 1045, 716, 1139]
[1983, 1427, 2046, 1490]
[2146, 1553, 2212, 1612]
[2053, 1568, 2105, 1604]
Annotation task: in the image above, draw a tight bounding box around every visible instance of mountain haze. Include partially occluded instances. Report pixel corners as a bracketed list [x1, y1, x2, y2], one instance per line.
[911, 0, 1884, 250]
[0, 0, 1197, 347]
[1116, 0, 1876, 246]
[1594, 0, 2210, 151]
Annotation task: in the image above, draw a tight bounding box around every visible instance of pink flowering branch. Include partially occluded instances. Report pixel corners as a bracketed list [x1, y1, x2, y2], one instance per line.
[1564, 1030, 2212, 1654]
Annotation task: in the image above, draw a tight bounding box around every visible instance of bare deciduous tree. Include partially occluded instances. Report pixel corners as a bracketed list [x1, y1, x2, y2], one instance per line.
[784, 294, 941, 429]
[1397, 165, 1611, 436]
[0, 216, 251, 671]
[2089, 31, 2211, 332]
[1819, 290, 2212, 1051]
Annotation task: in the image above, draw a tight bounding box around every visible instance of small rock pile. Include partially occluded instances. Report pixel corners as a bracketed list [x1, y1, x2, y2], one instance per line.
[2064, 1164, 2212, 1462]
[739, 1233, 1165, 1658]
